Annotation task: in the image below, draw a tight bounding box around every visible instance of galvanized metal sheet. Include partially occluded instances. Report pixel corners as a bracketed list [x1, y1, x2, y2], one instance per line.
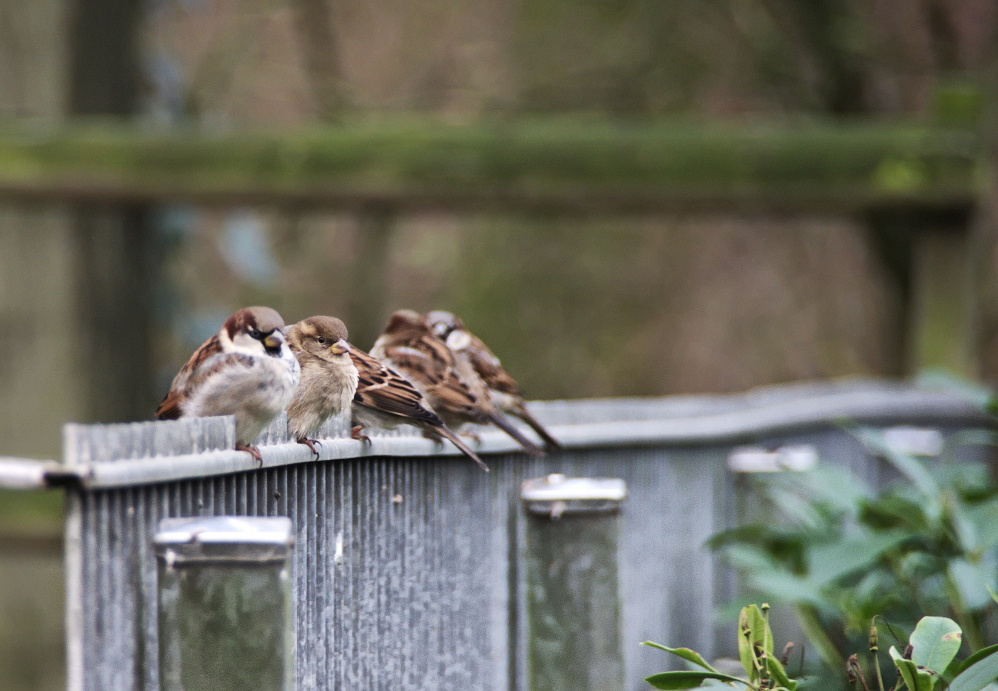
[58, 380, 996, 690]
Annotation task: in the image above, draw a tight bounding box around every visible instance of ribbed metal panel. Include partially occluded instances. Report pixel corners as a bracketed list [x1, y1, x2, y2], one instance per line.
[57, 380, 996, 690]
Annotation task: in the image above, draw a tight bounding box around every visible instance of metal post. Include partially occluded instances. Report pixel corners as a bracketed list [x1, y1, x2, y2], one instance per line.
[521, 474, 627, 691]
[155, 516, 295, 691]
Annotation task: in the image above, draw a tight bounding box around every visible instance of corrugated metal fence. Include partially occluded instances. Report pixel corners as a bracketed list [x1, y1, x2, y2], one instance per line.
[3, 379, 994, 690]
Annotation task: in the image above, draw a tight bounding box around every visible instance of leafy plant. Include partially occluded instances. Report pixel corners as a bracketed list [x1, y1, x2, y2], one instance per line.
[708, 428, 998, 671]
[643, 604, 798, 690]
[854, 613, 998, 691]
[643, 607, 998, 690]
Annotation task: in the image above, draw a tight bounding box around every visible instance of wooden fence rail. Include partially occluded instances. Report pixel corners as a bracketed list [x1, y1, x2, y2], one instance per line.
[0, 119, 986, 383]
[0, 120, 980, 212]
[0, 118, 990, 479]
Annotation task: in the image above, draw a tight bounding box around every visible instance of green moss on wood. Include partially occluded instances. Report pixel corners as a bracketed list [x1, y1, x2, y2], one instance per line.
[0, 118, 983, 206]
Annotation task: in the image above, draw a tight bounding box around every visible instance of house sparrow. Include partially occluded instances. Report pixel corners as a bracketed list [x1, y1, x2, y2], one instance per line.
[156, 306, 301, 463]
[426, 310, 561, 450]
[370, 310, 544, 455]
[349, 345, 489, 472]
[285, 316, 359, 458]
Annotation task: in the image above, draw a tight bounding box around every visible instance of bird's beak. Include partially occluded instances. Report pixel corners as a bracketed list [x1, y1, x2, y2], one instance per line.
[329, 340, 348, 355]
[263, 332, 283, 350]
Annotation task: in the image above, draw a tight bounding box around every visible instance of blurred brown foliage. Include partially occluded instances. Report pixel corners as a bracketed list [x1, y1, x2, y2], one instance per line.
[3, 0, 998, 417]
[144, 0, 997, 401]
[161, 210, 897, 400]
[146, 0, 997, 120]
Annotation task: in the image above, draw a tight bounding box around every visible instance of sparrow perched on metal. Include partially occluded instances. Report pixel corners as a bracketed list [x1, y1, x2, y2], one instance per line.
[370, 310, 544, 455]
[285, 316, 359, 458]
[156, 306, 301, 463]
[348, 345, 490, 471]
[426, 310, 561, 451]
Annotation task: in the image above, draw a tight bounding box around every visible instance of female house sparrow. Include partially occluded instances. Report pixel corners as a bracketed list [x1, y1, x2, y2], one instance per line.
[370, 310, 544, 456]
[156, 306, 301, 463]
[349, 345, 490, 472]
[426, 310, 561, 450]
[285, 316, 359, 457]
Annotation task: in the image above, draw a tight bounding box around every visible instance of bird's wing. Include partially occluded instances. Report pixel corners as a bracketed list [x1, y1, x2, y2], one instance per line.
[349, 347, 441, 425]
[386, 337, 480, 418]
[156, 334, 254, 419]
[463, 334, 523, 397]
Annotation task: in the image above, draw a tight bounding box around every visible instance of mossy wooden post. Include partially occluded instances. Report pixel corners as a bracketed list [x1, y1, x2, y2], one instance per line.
[521, 474, 626, 691]
[904, 86, 983, 379]
[155, 516, 295, 691]
[910, 212, 978, 377]
[869, 204, 978, 378]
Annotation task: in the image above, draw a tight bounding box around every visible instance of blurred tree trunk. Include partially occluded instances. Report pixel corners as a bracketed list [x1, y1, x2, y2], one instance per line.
[345, 206, 395, 349]
[755, 0, 870, 113]
[67, 0, 158, 423]
[66, 0, 142, 115]
[975, 60, 998, 384]
[292, 0, 349, 120]
[290, 0, 397, 348]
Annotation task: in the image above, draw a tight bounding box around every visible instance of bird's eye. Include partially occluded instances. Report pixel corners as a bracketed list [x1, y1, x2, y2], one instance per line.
[249, 328, 261, 339]
[317, 336, 326, 345]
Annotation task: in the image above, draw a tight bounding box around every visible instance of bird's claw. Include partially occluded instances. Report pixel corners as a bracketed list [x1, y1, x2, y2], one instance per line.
[351, 425, 372, 446]
[297, 438, 321, 460]
[236, 444, 264, 467]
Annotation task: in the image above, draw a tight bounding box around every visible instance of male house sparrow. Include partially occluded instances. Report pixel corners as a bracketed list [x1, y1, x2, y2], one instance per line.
[285, 316, 359, 457]
[370, 310, 544, 456]
[156, 306, 301, 463]
[426, 310, 561, 450]
[349, 345, 490, 472]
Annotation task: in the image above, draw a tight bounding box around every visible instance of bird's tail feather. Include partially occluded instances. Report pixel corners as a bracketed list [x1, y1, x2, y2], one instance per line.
[436, 425, 490, 472]
[484, 410, 545, 456]
[512, 406, 562, 450]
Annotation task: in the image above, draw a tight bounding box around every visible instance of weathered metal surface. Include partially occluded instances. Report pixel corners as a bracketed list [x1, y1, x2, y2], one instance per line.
[53, 380, 995, 690]
[156, 517, 294, 691]
[0, 381, 988, 491]
[0, 457, 60, 489]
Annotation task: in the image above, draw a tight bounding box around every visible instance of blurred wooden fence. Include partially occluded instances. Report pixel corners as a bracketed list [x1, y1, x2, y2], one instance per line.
[0, 379, 993, 690]
[0, 120, 985, 387]
[0, 121, 979, 211]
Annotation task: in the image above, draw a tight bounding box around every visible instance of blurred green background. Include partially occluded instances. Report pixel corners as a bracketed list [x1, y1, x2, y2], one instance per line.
[1, 0, 997, 688]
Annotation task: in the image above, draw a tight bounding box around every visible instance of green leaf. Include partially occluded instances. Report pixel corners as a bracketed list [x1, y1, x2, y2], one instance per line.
[949, 560, 995, 611]
[765, 484, 842, 529]
[956, 644, 998, 675]
[743, 569, 825, 606]
[950, 649, 998, 691]
[644, 670, 749, 689]
[856, 428, 940, 517]
[720, 543, 786, 574]
[808, 530, 909, 584]
[910, 616, 961, 674]
[891, 646, 937, 691]
[738, 605, 771, 682]
[769, 465, 870, 516]
[766, 655, 799, 691]
[860, 493, 930, 531]
[968, 498, 998, 552]
[641, 642, 721, 674]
